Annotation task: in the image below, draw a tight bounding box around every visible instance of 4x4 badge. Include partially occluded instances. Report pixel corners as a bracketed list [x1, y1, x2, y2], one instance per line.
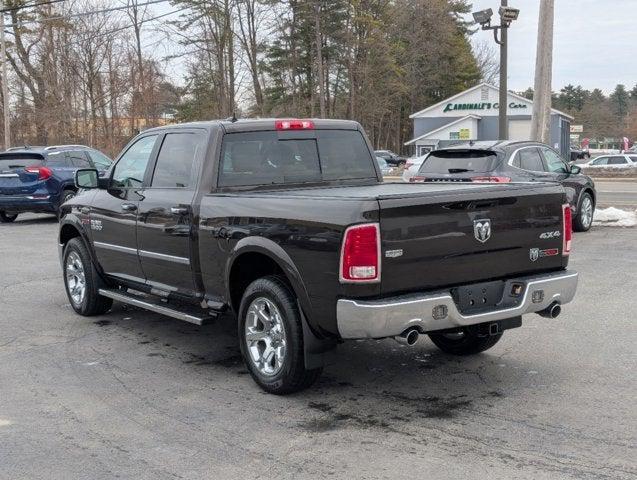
[474, 219, 491, 243]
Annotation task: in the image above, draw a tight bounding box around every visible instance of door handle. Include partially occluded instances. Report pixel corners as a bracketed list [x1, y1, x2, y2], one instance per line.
[121, 203, 137, 212]
[170, 206, 188, 215]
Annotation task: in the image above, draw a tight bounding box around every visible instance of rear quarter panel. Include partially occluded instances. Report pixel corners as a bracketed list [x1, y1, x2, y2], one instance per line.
[198, 194, 379, 337]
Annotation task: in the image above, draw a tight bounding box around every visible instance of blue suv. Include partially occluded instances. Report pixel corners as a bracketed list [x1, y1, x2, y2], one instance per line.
[0, 145, 112, 222]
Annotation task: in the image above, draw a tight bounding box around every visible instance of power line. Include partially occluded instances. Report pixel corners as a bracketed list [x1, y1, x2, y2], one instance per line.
[0, 0, 67, 14]
[4, 0, 173, 27]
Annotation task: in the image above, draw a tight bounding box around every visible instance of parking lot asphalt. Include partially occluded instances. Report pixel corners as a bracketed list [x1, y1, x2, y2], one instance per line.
[0, 214, 635, 480]
[594, 180, 637, 208]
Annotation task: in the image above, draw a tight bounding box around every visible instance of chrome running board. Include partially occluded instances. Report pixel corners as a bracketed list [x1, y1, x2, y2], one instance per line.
[98, 288, 215, 326]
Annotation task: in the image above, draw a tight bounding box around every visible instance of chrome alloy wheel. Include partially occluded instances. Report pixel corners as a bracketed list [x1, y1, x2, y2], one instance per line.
[244, 297, 287, 376]
[581, 197, 593, 228]
[66, 251, 86, 305]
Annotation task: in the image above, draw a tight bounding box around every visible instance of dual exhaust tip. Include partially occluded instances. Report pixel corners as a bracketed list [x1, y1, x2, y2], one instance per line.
[538, 302, 561, 319]
[394, 302, 562, 346]
[394, 328, 420, 346]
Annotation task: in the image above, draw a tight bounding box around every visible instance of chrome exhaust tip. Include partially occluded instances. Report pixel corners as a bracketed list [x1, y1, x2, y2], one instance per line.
[394, 328, 419, 346]
[538, 302, 561, 319]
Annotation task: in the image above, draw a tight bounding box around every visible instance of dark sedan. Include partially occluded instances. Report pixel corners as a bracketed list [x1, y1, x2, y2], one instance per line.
[408, 140, 596, 232]
[374, 149, 406, 167]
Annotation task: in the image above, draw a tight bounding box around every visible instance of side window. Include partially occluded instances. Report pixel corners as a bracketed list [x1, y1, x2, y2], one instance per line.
[67, 151, 92, 168]
[513, 148, 544, 171]
[111, 135, 158, 188]
[591, 156, 608, 166]
[542, 148, 568, 173]
[45, 151, 70, 167]
[608, 156, 627, 165]
[151, 132, 205, 188]
[88, 150, 113, 170]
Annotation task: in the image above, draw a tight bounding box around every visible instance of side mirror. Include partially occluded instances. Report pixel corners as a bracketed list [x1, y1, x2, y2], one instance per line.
[75, 168, 99, 189]
[570, 165, 582, 175]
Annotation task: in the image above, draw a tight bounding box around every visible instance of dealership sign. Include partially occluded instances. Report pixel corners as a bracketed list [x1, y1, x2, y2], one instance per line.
[443, 102, 528, 113]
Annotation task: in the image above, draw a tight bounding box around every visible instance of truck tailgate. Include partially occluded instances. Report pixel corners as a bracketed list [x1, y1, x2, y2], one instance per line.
[379, 183, 567, 295]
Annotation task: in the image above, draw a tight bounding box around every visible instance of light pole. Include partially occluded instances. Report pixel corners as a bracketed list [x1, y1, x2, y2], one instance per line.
[472, 2, 519, 140]
[0, 1, 10, 150]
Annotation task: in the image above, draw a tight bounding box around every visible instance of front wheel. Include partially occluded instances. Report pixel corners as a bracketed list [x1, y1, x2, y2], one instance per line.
[428, 329, 502, 355]
[0, 212, 18, 223]
[63, 238, 113, 316]
[573, 193, 594, 232]
[238, 276, 322, 394]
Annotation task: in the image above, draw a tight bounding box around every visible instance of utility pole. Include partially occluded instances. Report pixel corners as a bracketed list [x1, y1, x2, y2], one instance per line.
[472, 3, 519, 140]
[498, 0, 508, 140]
[0, 1, 10, 150]
[530, 0, 554, 144]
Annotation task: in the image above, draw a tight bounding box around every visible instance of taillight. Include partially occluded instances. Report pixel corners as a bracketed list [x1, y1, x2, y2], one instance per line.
[471, 176, 511, 183]
[339, 223, 380, 283]
[24, 166, 52, 180]
[275, 119, 314, 130]
[409, 176, 426, 182]
[562, 204, 572, 255]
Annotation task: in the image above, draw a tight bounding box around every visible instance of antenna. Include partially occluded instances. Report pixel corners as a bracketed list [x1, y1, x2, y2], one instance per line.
[226, 112, 238, 123]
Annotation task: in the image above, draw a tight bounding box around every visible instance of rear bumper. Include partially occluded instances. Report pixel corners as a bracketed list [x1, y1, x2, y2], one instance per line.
[336, 270, 578, 339]
[0, 194, 57, 213]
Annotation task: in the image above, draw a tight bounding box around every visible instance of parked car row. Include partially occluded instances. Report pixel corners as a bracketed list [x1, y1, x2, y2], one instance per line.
[404, 140, 597, 232]
[0, 145, 112, 222]
[582, 154, 637, 169]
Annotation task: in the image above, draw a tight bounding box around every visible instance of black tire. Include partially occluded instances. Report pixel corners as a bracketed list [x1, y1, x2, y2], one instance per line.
[573, 192, 594, 232]
[428, 329, 502, 355]
[238, 275, 322, 394]
[0, 211, 18, 223]
[63, 237, 113, 316]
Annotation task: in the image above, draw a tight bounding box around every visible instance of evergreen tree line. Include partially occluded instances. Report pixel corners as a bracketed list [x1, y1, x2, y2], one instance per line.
[172, 0, 483, 153]
[520, 84, 637, 144]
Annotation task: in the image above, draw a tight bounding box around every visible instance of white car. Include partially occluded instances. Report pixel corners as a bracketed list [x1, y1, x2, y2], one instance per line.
[584, 154, 637, 168]
[402, 155, 428, 182]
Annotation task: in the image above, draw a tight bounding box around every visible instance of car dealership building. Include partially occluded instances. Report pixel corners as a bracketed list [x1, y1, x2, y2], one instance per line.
[405, 83, 573, 158]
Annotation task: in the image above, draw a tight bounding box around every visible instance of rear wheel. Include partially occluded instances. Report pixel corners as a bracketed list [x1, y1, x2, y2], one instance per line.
[573, 193, 594, 232]
[63, 238, 112, 316]
[428, 329, 502, 355]
[238, 275, 322, 394]
[0, 212, 18, 223]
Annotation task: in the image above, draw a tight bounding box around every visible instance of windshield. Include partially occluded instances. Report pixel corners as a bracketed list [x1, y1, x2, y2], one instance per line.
[219, 130, 377, 187]
[0, 154, 44, 172]
[418, 150, 498, 174]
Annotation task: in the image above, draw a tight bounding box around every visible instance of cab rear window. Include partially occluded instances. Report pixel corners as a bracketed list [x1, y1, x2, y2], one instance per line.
[419, 150, 497, 174]
[218, 130, 376, 187]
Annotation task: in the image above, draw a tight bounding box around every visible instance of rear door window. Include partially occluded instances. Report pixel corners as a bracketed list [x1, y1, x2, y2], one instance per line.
[608, 156, 627, 165]
[151, 132, 206, 188]
[45, 151, 70, 167]
[67, 151, 92, 168]
[512, 148, 544, 171]
[218, 130, 375, 187]
[418, 150, 497, 174]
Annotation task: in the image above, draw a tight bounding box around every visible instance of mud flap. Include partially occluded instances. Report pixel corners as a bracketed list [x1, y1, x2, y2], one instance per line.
[299, 303, 337, 370]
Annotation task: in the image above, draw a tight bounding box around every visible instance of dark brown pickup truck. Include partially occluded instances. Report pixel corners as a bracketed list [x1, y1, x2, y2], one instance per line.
[58, 119, 578, 394]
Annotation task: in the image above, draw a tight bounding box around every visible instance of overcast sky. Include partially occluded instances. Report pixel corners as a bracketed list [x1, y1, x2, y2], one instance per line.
[467, 0, 636, 93]
[149, 1, 636, 94]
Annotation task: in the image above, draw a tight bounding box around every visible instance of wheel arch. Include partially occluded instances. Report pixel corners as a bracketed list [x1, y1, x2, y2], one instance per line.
[226, 237, 335, 369]
[226, 237, 312, 318]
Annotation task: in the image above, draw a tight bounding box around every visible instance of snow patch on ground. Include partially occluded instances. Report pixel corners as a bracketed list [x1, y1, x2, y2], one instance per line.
[593, 207, 637, 227]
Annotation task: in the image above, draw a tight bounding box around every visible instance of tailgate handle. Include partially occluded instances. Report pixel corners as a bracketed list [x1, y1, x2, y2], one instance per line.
[170, 206, 188, 215]
[121, 202, 137, 212]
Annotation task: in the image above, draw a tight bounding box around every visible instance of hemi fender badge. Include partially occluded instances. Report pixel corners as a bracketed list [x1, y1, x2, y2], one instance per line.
[385, 249, 403, 258]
